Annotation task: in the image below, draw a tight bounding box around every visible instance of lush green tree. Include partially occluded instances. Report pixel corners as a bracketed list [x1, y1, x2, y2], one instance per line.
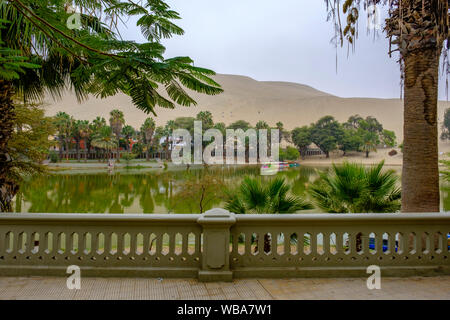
[279, 146, 300, 161]
[54, 112, 73, 161]
[109, 109, 125, 159]
[291, 126, 312, 159]
[72, 120, 89, 162]
[309, 161, 401, 213]
[141, 118, 156, 161]
[360, 129, 379, 158]
[340, 128, 363, 155]
[122, 125, 136, 152]
[174, 116, 195, 135]
[256, 120, 269, 130]
[0, 0, 222, 211]
[2, 101, 55, 211]
[196, 111, 214, 131]
[326, 0, 449, 212]
[381, 129, 397, 147]
[227, 120, 251, 131]
[91, 126, 117, 162]
[310, 116, 344, 158]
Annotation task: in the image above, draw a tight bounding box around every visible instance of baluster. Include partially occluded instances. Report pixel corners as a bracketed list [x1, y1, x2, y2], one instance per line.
[257, 232, 265, 255]
[105, 232, 112, 255]
[117, 233, 125, 255]
[0, 232, 5, 254]
[284, 233, 290, 256]
[79, 233, 87, 255]
[26, 232, 35, 254]
[142, 233, 150, 256]
[388, 232, 395, 254]
[92, 232, 99, 255]
[359, 233, 367, 254]
[156, 233, 163, 255]
[376, 233, 384, 254]
[346, 233, 353, 254]
[169, 233, 175, 255]
[397, 232, 404, 255]
[310, 232, 317, 255]
[232, 232, 239, 255]
[409, 232, 418, 254]
[245, 233, 252, 255]
[323, 233, 330, 255]
[44, 232, 52, 254]
[182, 233, 188, 255]
[129, 233, 137, 256]
[335, 232, 343, 254]
[195, 233, 201, 255]
[297, 232, 304, 256]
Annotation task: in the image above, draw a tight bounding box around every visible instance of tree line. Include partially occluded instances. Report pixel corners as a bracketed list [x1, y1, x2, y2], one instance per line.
[291, 115, 397, 159]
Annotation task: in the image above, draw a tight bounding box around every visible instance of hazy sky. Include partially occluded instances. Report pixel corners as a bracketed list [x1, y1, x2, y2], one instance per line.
[120, 0, 447, 100]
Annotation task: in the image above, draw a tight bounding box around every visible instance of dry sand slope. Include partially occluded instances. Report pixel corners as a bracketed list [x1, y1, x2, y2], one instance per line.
[44, 73, 450, 161]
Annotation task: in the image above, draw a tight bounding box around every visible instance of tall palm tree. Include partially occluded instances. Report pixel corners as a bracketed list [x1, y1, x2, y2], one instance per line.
[91, 126, 117, 162]
[121, 125, 135, 152]
[109, 109, 125, 161]
[54, 112, 73, 161]
[309, 161, 401, 213]
[141, 118, 156, 161]
[54, 112, 71, 161]
[72, 120, 89, 162]
[326, 0, 449, 212]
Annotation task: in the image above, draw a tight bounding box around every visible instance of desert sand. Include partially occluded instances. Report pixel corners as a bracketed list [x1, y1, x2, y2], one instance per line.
[44, 74, 450, 164]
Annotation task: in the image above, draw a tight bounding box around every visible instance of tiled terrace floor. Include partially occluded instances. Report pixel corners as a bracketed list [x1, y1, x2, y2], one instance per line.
[1, 276, 450, 300]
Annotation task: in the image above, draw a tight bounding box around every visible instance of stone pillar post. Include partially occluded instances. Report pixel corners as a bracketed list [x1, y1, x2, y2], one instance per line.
[197, 208, 236, 282]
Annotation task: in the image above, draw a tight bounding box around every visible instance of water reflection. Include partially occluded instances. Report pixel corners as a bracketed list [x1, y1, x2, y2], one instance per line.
[13, 165, 450, 213]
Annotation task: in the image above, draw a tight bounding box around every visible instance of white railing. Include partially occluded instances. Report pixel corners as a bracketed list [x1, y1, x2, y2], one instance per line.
[0, 209, 449, 281]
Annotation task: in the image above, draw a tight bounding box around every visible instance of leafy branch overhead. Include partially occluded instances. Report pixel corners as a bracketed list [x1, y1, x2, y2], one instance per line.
[2, 0, 223, 115]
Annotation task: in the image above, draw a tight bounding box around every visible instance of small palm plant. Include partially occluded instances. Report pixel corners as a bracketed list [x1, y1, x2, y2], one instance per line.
[309, 161, 401, 213]
[225, 176, 313, 214]
[225, 176, 312, 254]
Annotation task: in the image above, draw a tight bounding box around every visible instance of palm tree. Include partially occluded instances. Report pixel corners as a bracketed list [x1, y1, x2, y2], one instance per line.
[326, 0, 449, 212]
[225, 176, 312, 214]
[309, 161, 401, 213]
[121, 125, 135, 152]
[54, 112, 71, 161]
[91, 126, 117, 162]
[72, 120, 89, 162]
[141, 118, 156, 161]
[54, 112, 73, 161]
[196, 111, 214, 130]
[109, 109, 125, 161]
[225, 176, 312, 253]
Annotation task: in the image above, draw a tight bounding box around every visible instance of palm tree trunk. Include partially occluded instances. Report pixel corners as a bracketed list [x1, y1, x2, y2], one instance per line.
[402, 47, 440, 212]
[76, 140, 80, 162]
[0, 80, 18, 212]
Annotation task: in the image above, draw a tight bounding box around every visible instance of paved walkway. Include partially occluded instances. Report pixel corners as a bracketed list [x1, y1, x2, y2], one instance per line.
[1, 276, 450, 300]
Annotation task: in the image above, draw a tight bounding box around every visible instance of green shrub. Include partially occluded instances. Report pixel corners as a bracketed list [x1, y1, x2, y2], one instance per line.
[279, 147, 300, 161]
[49, 151, 59, 163]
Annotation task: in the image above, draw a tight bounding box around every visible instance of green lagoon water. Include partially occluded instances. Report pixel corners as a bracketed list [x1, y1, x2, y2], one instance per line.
[12, 165, 450, 213]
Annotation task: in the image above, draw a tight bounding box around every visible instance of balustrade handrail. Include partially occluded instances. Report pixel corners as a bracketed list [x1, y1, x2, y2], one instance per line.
[0, 213, 201, 223]
[2, 212, 449, 221]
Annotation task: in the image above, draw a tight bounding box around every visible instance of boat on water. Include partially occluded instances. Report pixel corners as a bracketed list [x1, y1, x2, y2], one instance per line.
[260, 161, 300, 175]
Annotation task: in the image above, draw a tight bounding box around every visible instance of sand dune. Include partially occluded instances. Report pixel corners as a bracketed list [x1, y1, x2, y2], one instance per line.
[44, 73, 450, 154]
